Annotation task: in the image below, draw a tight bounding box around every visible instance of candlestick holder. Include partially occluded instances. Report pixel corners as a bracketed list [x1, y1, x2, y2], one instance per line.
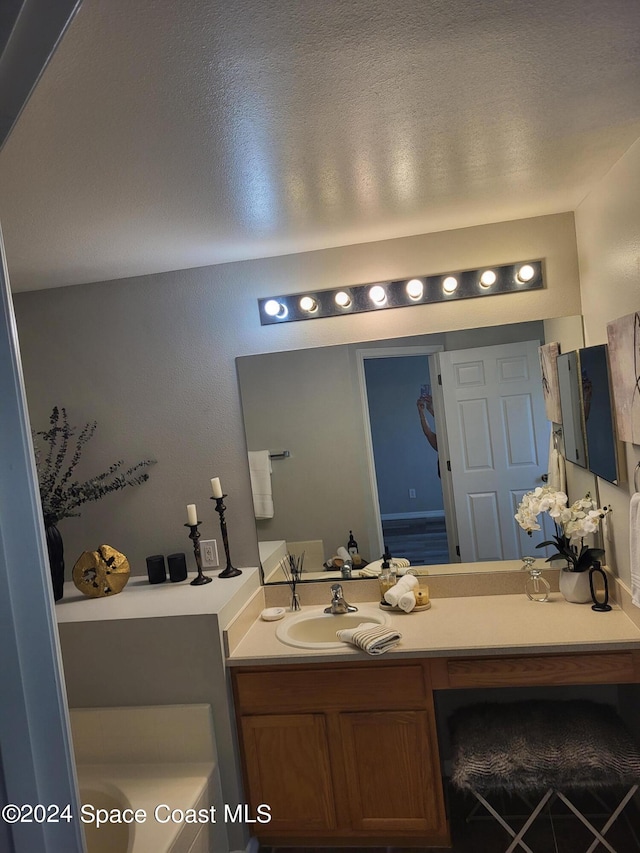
[184, 522, 213, 586]
[211, 495, 242, 578]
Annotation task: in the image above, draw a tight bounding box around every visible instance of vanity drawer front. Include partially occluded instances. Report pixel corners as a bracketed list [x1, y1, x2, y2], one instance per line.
[443, 651, 637, 688]
[233, 664, 428, 713]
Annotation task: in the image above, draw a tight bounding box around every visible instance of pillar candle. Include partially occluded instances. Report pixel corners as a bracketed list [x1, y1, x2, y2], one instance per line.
[146, 554, 166, 585]
[210, 477, 223, 498]
[187, 504, 198, 525]
[167, 552, 187, 583]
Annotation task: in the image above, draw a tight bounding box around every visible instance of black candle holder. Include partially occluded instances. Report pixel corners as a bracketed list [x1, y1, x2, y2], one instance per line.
[211, 495, 242, 578]
[184, 521, 213, 586]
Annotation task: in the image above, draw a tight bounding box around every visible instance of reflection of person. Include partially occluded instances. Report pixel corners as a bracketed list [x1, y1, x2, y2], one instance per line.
[417, 395, 438, 451]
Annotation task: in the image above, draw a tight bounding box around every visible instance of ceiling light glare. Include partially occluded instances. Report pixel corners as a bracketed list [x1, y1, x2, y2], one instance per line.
[264, 299, 288, 319]
[334, 290, 352, 308]
[299, 295, 318, 312]
[516, 264, 535, 283]
[369, 285, 387, 305]
[442, 276, 458, 294]
[405, 278, 424, 300]
[479, 270, 497, 288]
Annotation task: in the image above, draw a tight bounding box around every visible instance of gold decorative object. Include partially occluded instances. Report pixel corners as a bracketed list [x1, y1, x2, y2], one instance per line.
[72, 545, 130, 598]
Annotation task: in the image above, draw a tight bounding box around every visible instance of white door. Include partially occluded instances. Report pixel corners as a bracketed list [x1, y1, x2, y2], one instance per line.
[437, 340, 551, 562]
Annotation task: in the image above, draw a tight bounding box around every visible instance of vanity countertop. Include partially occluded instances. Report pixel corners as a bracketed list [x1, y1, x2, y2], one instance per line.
[55, 567, 260, 624]
[226, 592, 640, 666]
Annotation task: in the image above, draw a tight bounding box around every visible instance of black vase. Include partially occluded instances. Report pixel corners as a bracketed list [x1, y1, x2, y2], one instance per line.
[44, 518, 65, 602]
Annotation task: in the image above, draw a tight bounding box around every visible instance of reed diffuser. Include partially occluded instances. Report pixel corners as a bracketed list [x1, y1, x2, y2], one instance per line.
[281, 552, 304, 611]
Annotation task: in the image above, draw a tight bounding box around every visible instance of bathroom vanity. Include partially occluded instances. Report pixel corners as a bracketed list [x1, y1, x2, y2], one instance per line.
[226, 590, 640, 848]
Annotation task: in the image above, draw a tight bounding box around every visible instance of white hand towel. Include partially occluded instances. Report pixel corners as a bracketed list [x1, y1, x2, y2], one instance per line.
[548, 448, 566, 493]
[384, 573, 418, 607]
[336, 622, 402, 655]
[357, 557, 411, 577]
[398, 591, 416, 613]
[547, 430, 566, 492]
[248, 451, 274, 519]
[630, 493, 640, 607]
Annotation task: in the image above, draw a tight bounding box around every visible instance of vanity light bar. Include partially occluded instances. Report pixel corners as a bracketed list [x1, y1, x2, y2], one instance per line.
[258, 260, 544, 325]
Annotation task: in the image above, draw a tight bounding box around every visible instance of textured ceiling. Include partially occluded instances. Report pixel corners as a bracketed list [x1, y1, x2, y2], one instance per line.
[2, 0, 640, 292]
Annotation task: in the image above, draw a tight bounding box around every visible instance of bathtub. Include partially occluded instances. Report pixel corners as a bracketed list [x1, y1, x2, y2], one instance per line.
[78, 762, 222, 853]
[71, 705, 228, 853]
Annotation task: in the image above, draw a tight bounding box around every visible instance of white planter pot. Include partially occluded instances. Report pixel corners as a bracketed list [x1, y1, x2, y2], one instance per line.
[559, 568, 592, 604]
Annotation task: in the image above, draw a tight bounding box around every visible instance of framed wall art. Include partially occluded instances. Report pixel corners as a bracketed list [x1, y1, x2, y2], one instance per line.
[606, 311, 640, 444]
[538, 341, 562, 423]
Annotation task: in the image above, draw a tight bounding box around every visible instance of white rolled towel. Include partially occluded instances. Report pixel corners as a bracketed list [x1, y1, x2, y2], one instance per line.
[398, 591, 416, 613]
[384, 573, 418, 607]
[336, 622, 402, 655]
[357, 557, 411, 577]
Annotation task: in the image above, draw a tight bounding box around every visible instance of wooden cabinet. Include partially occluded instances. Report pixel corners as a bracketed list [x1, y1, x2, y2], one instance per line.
[231, 660, 449, 848]
[231, 648, 639, 847]
[429, 650, 640, 689]
[239, 713, 337, 834]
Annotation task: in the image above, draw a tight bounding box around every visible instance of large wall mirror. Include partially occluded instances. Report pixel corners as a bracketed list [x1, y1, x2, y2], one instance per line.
[237, 316, 585, 584]
[558, 344, 622, 484]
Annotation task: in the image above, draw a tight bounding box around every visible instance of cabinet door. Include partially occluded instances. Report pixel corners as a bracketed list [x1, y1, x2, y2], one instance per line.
[339, 710, 446, 835]
[240, 713, 337, 833]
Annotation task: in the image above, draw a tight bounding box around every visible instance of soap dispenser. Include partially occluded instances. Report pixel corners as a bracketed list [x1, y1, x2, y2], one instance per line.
[347, 531, 358, 556]
[378, 547, 397, 601]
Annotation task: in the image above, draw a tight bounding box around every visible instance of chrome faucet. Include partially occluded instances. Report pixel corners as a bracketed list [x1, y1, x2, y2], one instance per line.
[324, 583, 358, 615]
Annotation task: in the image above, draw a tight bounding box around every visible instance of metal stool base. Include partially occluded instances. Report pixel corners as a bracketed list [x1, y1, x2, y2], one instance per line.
[466, 784, 640, 853]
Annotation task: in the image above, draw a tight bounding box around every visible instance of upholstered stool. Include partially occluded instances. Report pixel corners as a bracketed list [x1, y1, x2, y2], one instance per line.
[449, 700, 640, 853]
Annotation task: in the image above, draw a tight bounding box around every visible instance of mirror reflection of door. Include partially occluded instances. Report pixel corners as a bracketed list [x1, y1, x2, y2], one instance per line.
[557, 351, 587, 469]
[435, 340, 552, 562]
[361, 349, 447, 564]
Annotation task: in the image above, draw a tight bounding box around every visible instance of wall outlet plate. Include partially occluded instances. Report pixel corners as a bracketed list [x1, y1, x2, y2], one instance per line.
[200, 539, 219, 568]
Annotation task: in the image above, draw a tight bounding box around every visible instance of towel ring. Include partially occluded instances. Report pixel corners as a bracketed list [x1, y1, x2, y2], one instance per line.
[634, 462, 640, 493]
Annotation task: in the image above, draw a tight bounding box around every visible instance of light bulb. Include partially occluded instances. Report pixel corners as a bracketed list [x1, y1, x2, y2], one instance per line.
[334, 290, 352, 308]
[264, 299, 282, 316]
[442, 276, 458, 294]
[299, 296, 317, 312]
[406, 278, 424, 300]
[479, 270, 497, 288]
[264, 299, 288, 319]
[516, 264, 535, 283]
[369, 285, 387, 305]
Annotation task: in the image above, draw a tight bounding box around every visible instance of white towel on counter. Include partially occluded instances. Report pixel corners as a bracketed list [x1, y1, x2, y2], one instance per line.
[630, 493, 640, 607]
[248, 451, 274, 519]
[397, 591, 417, 613]
[384, 573, 418, 607]
[358, 557, 411, 577]
[336, 622, 402, 655]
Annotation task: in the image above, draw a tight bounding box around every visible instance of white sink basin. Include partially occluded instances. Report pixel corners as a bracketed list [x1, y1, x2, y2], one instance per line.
[275, 607, 387, 649]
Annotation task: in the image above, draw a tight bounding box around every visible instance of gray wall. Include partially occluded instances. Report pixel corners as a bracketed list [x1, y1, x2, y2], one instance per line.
[12, 213, 580, 578]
